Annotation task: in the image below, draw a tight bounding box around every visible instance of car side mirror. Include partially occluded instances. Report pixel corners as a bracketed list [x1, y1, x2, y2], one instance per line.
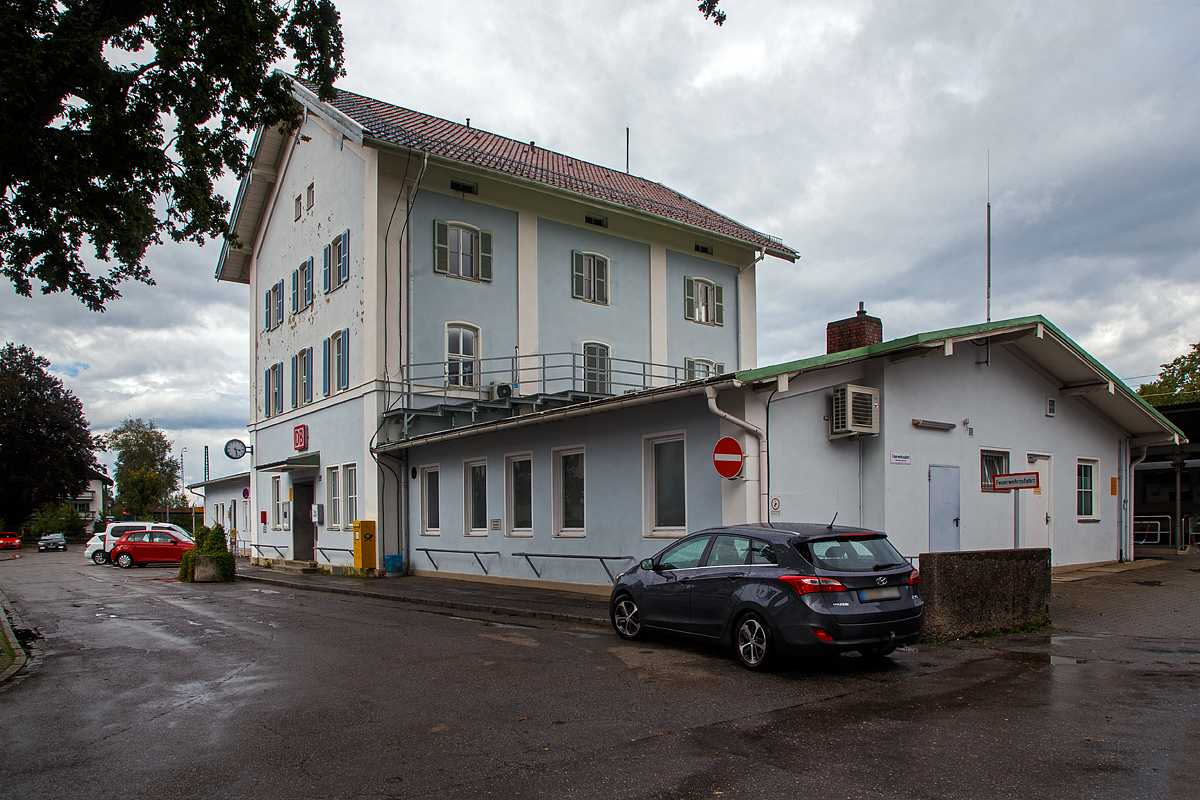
[640, 558, 655, 571]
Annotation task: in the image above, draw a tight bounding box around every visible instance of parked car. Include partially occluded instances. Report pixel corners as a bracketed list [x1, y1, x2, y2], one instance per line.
[109, 529, 195, 568]
[37, 533, 67, 552]
[0, 532, 20, 550]
[87, 522, 192, 565]
[609, 523, 924, 670]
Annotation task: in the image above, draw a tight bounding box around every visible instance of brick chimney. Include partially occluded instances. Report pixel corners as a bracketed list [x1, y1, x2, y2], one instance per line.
[827, 302, 883, 354]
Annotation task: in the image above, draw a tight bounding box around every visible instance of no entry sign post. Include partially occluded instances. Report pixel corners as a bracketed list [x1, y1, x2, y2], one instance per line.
[993, 472, 1040, 548]
[712, 436, 744, 479]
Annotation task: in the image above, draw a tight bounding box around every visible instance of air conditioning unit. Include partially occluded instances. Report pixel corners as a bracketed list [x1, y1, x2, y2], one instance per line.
[830, 384, 880, 439]
[489, 383, 514, 401]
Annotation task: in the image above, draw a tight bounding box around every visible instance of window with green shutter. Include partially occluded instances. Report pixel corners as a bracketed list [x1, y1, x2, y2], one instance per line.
[571, 251, 608, 305]
[684, 277, 723, 326]
[434, 220, 492, 282]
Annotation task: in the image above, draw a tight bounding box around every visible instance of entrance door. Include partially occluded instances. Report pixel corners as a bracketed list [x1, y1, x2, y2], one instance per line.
[929, 466, 961, 552]
[1026, 456, 1052, 550]
[293, 482, 315, 561]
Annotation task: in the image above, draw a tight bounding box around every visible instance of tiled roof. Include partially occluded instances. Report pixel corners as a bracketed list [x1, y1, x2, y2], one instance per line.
[296, 78, 797, 260]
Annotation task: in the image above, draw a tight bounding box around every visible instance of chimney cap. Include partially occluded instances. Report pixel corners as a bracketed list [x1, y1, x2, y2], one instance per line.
[857, 301, 866, 317]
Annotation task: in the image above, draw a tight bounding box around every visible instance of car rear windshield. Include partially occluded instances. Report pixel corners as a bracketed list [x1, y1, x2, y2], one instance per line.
[796, 535, 908, 573]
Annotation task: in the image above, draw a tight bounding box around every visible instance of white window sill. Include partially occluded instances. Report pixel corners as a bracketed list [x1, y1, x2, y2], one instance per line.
[1077, 518, 1102, 524]
[465, 530, 489, 537]
[419, 530, 440, 537]
[554, 530, 586, 539]
[645, 528, 686, 539]
[506, 530, 534, 538]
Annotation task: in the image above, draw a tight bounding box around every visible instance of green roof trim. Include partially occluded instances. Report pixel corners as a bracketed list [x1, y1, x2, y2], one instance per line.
[737, 314, 1183, 442]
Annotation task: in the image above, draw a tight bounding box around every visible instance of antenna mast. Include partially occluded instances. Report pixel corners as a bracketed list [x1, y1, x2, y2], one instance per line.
[986, 150, 991, 323]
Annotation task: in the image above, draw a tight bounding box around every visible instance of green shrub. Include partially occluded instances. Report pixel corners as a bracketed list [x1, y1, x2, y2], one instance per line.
[30, 501, 85, 538]
[178, 523, 234, 582]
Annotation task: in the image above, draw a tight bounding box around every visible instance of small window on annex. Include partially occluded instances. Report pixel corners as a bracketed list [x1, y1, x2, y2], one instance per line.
[645, 433, 686, 535]
[981, 449, 1010, 492]
[553, 447, 585, 537]
[506, 455, 532, 536]
[685, 358, 724, 380]
[447, 324, 479, 387]
[465, 459, 487, 535]
[421, 467, 440, 535]
[1078, 459, 1099, 519]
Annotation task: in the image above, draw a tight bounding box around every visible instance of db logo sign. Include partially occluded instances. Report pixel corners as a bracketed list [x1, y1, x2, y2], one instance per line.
[294, 424, 308, 451]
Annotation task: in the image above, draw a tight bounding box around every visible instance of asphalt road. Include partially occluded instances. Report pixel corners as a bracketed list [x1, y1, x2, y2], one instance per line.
[2, 550, 1199, 799]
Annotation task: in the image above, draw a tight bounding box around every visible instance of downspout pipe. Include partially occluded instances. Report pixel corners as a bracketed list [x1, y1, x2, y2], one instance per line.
[1127, 445, 1148, 560]
[704, 385, 768, 524]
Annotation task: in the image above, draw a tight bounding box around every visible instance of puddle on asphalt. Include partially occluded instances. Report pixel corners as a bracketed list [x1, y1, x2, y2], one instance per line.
[1002, 651, 1088, 665]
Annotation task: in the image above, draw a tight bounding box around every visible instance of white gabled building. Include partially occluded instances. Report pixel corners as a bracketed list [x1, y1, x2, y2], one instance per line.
[216, 76, 796, 572]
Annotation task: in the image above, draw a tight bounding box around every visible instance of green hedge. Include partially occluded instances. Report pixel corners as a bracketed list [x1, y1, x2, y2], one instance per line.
[178, 523, 234, 582]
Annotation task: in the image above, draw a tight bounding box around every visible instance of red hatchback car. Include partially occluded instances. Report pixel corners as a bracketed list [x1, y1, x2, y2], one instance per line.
[0, 532, 21, 549]
[110, 529, 194, 568]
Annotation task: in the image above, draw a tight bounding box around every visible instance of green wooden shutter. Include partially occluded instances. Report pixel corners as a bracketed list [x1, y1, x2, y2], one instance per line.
[434, 220, 449, 273]
[684, 358, 696, 379]
[684, 277, 695, 320]
[572, 251, 585, 298]
[264, 369, 271, 416]
[322, 337, 330, 396]
[290, 269, 298, 314]
[340, 328, 350, 389]
[714, 284, 724, 326]
[264, 291, 271, 330]
[340, 228, 350, 284]
[304, 258, 313, 306]
[595, 256, 607, 304]
[479, 230, 493, 281]
[715, 362, 725, 374]
[290, 354, 298, 408]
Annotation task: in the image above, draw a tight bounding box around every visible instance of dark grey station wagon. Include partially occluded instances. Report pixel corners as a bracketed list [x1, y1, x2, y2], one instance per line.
[609, 522, 924, 670]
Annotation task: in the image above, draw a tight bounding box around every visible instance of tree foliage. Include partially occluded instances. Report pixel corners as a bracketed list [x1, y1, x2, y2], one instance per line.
[0, 0, 346, 310]
[31, 500, 87, 538]
[0, 343, 100, 525]
[1137, 343, 1200, 407]
[698, 0, 727, 25]
[105, 417, 179, 515]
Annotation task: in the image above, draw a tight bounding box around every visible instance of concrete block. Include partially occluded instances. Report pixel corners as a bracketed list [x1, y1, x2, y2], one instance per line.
[921, 549, 1051, 640]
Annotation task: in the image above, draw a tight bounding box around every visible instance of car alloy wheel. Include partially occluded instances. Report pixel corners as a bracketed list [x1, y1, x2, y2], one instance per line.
[115, 552, 134, 569]
[736, 613, 773, 670]
[611, 597, 644, 640]
[91, 550, 108, 565]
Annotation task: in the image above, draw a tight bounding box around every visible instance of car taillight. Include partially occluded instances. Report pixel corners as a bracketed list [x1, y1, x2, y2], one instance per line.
[812, 627, 836, 642]
[779, 575, 849, 595]
[908, 570, 920, 585]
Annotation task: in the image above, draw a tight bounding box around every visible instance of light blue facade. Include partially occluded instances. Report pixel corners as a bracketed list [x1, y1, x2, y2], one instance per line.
[535, 218, 652, 364]
[665, 249, 740, 370]
[409, 192, 520, 367]
[406, 396, 723, 587]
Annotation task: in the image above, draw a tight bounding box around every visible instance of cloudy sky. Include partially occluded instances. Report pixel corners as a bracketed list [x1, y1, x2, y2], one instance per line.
[3, 0, 1199, 487]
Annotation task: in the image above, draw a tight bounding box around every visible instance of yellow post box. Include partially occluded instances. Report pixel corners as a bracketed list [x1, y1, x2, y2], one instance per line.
[353, 520, 376, 570]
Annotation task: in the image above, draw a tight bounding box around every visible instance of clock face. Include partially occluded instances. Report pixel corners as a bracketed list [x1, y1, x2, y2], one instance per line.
[224, 439, 247, 460]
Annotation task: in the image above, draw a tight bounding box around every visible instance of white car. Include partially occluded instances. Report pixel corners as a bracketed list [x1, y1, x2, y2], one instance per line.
[86, 522, 193, 565]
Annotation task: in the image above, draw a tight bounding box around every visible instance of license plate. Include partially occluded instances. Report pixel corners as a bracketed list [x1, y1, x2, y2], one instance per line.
[858, 586, 901, 602]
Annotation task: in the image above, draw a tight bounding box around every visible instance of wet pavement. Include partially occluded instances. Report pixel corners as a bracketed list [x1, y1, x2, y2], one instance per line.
[1, 549, 1199, 799]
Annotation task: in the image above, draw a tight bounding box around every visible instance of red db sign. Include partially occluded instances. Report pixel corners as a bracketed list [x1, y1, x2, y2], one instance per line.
[294, 424, 308, 451]
[713, 436, 744, 479]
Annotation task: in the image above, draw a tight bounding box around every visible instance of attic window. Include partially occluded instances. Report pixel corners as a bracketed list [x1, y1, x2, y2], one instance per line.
[695, 242, 713, 255]
[585, 214, 608, 228]
[450, 179, 478, 195]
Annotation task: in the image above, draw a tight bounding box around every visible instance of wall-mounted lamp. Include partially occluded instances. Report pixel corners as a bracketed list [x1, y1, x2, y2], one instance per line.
[912, 419, 957, 431]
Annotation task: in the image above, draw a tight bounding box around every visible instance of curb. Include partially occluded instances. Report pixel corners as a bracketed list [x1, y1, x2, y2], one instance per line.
[237, 572, 611, 628]
[0, 589, 29, 686]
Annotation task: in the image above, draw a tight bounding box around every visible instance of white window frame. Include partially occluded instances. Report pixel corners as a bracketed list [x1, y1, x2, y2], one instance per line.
[643, 431, 687, 538]
[981, 448, 1011, 492]
[271, 362, 284, 416]
[344, 464, 358, 527]
[1077, 458, 1100, 521]
[464, 458, 488, 537]
[684, 357, 724, 381]
[447, 223, 477, 279]
[326, 466, 341, 529]
[684, 277, 723, 326]
[420, 466, 440, 536]
[505, 453, 533, 538]
[306, 182, 314, 210]
[552, 446, 586, 538]
[447, 322, 480, 388]
[582, 341, 610, 394]
[271, 477, 282, 529]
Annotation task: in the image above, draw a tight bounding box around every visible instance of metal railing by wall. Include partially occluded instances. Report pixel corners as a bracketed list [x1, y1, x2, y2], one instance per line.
[400, 351, 707, 408]
[415, 547, 634, 584]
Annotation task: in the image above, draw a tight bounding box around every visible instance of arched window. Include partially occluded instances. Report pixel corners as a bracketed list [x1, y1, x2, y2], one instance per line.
[582, 342, 610, 394]
[447, 323, 480, 386]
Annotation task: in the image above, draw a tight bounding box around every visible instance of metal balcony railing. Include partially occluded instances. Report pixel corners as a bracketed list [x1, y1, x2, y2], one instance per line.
[398, 351, 710, 409]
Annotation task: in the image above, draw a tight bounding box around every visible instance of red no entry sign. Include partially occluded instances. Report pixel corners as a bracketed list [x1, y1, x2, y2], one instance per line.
[713, 436, 744, 479]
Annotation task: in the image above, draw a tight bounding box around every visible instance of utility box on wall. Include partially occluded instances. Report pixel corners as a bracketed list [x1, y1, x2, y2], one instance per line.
[353, 520, 376, 570]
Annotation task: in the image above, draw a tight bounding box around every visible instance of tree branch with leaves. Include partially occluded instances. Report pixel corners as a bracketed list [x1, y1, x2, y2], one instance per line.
[1138, 342, 1200, 407]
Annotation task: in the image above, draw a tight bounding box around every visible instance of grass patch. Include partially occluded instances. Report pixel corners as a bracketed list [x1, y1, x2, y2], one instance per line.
[0, 627, 16, 674]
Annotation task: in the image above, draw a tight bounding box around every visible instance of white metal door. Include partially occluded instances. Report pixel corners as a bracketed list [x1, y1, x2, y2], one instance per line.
[929, 465, 961, 552]
[1026, 456, 1053, 549]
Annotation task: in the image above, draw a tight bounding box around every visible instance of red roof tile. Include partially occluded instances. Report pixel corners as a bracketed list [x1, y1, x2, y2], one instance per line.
[298, 79, 797, 259]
